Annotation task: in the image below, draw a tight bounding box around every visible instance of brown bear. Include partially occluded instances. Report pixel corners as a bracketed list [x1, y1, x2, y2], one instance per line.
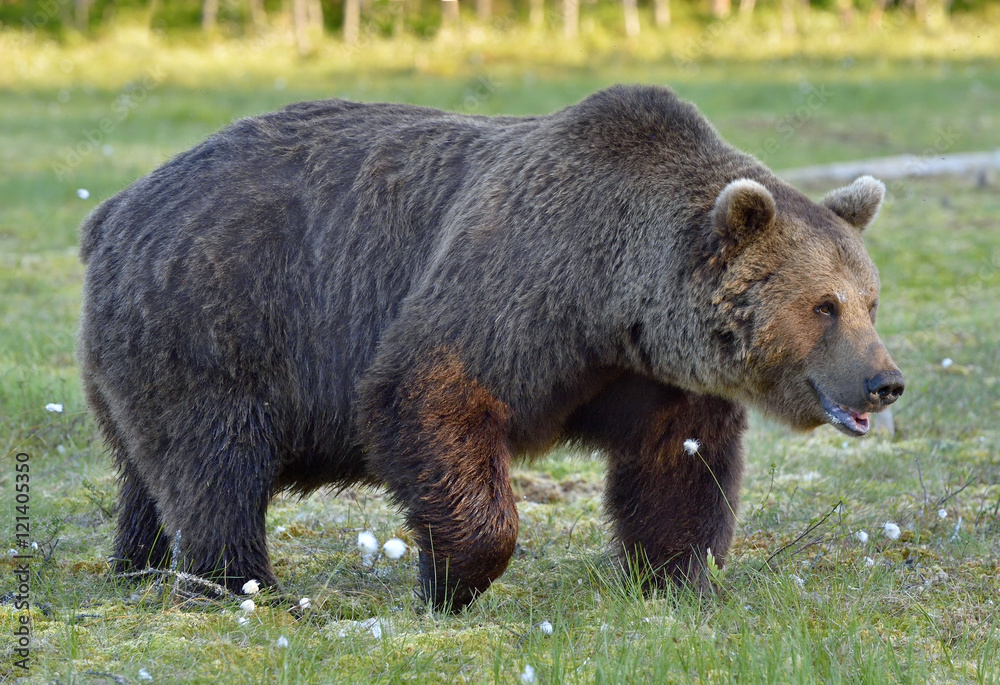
[78, 84, 903, 611]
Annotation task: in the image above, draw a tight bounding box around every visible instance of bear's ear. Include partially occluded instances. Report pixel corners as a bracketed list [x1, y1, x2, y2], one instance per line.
[712, 179, 777, 250]
[822, 175, 885, 231]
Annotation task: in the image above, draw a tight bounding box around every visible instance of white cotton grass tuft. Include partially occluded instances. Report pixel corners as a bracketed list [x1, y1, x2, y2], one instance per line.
[941, 358, 954, 368]
[789, 574, 805, 588]
[854, 530, 869, 543]
[538, 620, 553, 635]
[864, 556, 876, 567]
[76, 188, 90, 199]
[883, 522, 901, 540]
[240, 599, 256, 613]
[520, 664, 536, 684]
[237, 616, 250, 626]
[382, 538, 407, 559]
[357, 531, 379, 556]
[299, 597, 312, 610]
[276, 635, 289, 648]
[938, 509, 948, 519]
[242, 579, 260, 595]
[683, 438, 700, 455]
[138, 668, 153, 682]
[45, 403, 63, 413]
[274, 525, 287, 535]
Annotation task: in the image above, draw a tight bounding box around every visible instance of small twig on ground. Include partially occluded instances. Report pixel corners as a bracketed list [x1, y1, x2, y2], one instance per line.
[763, 500, 843, 570]
[116, 568, 239, 600]
[790, 535, 832, 558]
[43, 538, 60, 564]
[503, 623, 531, 649]
[935, 477, 977, 508]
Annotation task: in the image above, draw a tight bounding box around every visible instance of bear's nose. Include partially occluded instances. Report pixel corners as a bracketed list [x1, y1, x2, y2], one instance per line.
[866, 371, 905, 406]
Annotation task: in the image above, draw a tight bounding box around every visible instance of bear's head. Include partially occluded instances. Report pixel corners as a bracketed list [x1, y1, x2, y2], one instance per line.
[711, 175, 904, 436]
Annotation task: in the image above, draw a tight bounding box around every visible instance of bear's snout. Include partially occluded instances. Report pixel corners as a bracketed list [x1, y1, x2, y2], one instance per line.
[865, 370, 904, 408]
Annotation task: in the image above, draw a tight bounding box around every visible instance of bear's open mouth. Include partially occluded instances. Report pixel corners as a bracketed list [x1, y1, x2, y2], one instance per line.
[814, 386, 871, 436]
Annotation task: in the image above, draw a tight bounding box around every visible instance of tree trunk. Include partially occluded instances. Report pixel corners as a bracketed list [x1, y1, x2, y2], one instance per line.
[781, 0, 796, 34]
[836, 0, 854, 27]
[476, 0, 491, 22]
[202, 0, 218, 31]
[653, 0, 670, 27]
[563, 0, 578, 39]
[344, 0, 360, 43]
[530, 0, 544, 28]
[74, 0, 91, 31]
[307, 0, 323, 29]
[292, 0, 310, 53]
[248, 0, 266, 29]
[623, 0, 639, 37]
[738, 0, 755, 20]
[710, 0, 730, 19]
[441, 0, 459, 30]
[867, 0, 887, 29]
[146, 0, 162, 31]
[392, 0, 406, 35]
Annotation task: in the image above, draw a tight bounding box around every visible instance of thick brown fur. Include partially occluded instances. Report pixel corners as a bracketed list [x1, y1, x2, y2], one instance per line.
[78, 85, 902, 611]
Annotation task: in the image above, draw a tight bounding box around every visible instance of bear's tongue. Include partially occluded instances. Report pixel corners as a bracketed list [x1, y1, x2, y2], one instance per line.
[818, 389, 871, 436]
[847, 409, 871, 433]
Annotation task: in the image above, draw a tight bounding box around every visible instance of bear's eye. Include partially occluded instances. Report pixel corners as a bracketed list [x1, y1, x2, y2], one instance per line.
[814, 301, 838, 317]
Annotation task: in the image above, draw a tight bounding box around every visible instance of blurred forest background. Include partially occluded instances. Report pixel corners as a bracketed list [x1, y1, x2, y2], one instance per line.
[0, 0, 991, 53]
[2, 0, 999, 678]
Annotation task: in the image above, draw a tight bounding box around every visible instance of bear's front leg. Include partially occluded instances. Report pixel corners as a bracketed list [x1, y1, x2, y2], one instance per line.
[361, 353, 519, 612]
[570, 376, 746, 592]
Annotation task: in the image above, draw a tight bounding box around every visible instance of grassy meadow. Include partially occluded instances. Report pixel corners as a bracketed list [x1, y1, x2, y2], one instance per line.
[1, 17, 1000, 683]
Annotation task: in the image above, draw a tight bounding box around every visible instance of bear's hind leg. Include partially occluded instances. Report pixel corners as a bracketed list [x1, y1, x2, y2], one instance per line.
[83, 379, 172, 575]
[147, 409, 280, 594]
[112, 463, 172, 574]
[568, 376, 746, 592]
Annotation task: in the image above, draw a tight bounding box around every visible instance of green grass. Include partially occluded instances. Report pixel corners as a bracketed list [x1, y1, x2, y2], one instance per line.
[1, 23, 999, 683]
